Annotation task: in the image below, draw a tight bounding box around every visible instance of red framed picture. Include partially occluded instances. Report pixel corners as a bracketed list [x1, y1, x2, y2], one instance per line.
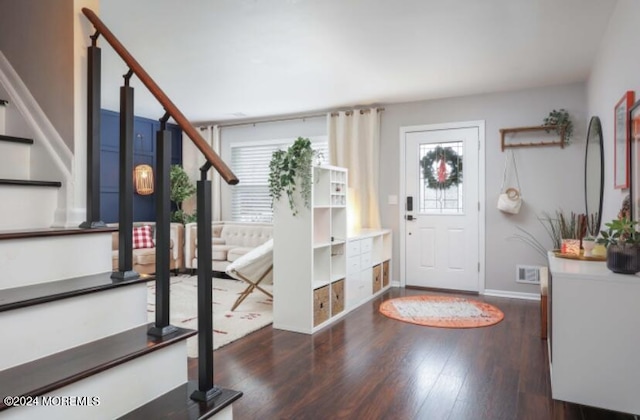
[614, 91, 635, 189]
[630, 99, 640, 219]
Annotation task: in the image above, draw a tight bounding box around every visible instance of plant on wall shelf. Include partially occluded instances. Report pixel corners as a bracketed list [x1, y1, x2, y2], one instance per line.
[170, 164, 197, 224]
[543, 109, 573, 144]
[268, 137, 318, 216]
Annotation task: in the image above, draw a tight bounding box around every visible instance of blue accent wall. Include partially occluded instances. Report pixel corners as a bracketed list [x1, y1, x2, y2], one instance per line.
[100, 109, 183, 223]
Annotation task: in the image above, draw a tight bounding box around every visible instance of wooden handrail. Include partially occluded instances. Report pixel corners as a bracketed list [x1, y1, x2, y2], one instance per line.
[81, 8, 238, 185]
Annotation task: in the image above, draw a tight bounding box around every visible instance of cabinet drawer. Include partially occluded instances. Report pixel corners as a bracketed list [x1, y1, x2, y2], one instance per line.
[361, 238, 373, 253]
[347, 240, 361, 256]
[347, 255, 361, 274]
[331, 279, 345, 316]
[372, 264, 382, 293]
[382, 260, 390, 287]
[314, 285, 330, 327]
[361, 252, 372, 269]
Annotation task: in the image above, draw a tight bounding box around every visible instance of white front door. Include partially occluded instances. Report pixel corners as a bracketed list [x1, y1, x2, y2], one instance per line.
[403, 126, 480, 292]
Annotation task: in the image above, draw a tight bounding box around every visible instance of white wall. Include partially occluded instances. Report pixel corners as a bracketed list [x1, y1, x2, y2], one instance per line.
[587, 0, 640, 225]
[380, 83, 587, 294]
[0, 0, 75, 149]
[219, 116, 327, 220]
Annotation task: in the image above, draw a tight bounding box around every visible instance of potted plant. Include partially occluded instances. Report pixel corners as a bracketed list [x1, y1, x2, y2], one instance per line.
[170, 164, 197, 224]
[543, 109, 573, 145]
[597, 217, 640, 274]
[268, 137, 318, 216]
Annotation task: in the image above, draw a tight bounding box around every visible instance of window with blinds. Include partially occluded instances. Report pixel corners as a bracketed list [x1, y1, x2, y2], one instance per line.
[230, 138, 328, 222]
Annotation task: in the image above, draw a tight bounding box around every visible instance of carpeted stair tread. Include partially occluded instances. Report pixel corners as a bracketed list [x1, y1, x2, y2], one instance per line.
[0, 271, 153, 313]
[0, 225, 117, 241]
[0, 178, 61, 188]
[0, 134, 34, 144]
[0, 323, 196, 411]
[120, 381, 242, 420]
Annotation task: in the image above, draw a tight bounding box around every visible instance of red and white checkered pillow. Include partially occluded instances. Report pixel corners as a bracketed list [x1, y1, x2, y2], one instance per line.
[132, 225, 154, 249]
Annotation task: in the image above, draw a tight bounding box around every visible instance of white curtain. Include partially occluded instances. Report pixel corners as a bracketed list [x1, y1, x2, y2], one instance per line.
[182, 125, 222, 221]
[328, 108, 381, 232]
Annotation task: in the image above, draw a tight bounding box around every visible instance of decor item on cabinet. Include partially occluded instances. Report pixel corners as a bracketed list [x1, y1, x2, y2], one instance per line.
[582, 237, 596, 257]
[630, 100, 640, 220]
[584, 116, 604, 234]
[614, 91, 635, 189]
[134, 164, 154, 195]
[597, 217, 640, 274]
[582, 212, 600, 258]
[558, 212, 586, 256]
[619, 194, 631, 221]
[170, 164, 197, 224]
[419, 145, 462, 190]
[268, 137, 318, 216]
[543, 109, 573, 145]
[497, 149, 522, 214]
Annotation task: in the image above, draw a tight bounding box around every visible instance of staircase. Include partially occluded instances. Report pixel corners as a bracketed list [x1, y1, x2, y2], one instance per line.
[0, 9, 241, 416]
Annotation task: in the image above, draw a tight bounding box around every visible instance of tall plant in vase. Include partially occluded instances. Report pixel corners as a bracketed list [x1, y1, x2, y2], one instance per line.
[558, 211, 585, 255]
[170, 164, 197, 224]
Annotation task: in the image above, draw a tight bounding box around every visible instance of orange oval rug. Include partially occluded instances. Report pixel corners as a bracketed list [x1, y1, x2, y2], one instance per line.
[379, 295, 504, 328]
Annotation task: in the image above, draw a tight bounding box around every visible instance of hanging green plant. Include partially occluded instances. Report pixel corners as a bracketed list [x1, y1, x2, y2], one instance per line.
[420, 146, 463, 189]
[268, 137, 317, 216]
[543, 109, 573, 144]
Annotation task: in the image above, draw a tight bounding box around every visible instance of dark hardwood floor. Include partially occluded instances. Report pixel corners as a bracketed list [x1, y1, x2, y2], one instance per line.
[188, 287, 636, 420]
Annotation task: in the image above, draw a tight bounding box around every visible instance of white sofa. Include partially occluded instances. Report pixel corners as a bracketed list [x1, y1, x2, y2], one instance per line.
[108, 222, 184, 275]
[185, 221, 273, 272]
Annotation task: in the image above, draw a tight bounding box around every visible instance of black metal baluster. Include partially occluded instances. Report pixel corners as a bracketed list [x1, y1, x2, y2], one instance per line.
[80, 32, 106, 229]
[191, 162, 221, 402]
[111, 70, 138, 281]
[149, 113, 178, 337]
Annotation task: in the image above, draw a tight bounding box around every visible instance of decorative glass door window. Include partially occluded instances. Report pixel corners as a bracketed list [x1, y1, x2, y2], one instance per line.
[418, 141, 464, 214]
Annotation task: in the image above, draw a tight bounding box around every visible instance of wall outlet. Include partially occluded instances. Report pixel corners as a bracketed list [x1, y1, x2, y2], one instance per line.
[516, 265, 542, 284]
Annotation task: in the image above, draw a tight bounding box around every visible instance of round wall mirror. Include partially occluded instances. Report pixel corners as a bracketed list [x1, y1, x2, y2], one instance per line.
[585, 116, 604, 235]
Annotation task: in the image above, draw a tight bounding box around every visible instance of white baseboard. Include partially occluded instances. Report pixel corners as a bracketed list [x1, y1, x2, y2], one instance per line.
[483, 289, 540, 301]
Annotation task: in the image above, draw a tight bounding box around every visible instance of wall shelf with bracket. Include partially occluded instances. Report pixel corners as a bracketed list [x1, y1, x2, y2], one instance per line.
[500, 125, 565, 151]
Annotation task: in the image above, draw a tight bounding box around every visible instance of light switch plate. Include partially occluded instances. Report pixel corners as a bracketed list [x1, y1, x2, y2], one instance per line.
[388, 195, 398, 205]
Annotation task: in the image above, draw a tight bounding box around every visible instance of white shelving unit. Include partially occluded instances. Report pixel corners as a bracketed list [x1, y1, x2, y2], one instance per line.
[273, 165, 349, 334]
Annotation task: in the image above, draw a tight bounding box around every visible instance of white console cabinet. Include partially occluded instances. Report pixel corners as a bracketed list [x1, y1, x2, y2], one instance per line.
[346, 230, 392, 309]
[547, 252, 640, 415]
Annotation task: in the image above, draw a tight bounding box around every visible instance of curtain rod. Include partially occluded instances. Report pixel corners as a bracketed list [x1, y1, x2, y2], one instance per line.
[208, 107, 385, 129]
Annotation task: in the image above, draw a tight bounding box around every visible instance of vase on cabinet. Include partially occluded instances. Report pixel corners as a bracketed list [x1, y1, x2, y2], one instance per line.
[582, 238, 596, 257]
[606, 243, 640, 274]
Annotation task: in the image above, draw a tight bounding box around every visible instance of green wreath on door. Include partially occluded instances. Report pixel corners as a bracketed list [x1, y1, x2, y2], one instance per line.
[420, 146, 463, 190]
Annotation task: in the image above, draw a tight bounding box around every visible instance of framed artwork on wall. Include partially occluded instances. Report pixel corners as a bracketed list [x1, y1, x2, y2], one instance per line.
[614, 91, 635, 189]
[629, 99, 640, 220]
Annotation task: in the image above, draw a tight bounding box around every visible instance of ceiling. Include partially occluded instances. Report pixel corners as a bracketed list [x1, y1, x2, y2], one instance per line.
[99, 0, 617, 124]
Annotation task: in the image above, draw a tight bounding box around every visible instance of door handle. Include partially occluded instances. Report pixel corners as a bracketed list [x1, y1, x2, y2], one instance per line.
[405, 214, 416, 221]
